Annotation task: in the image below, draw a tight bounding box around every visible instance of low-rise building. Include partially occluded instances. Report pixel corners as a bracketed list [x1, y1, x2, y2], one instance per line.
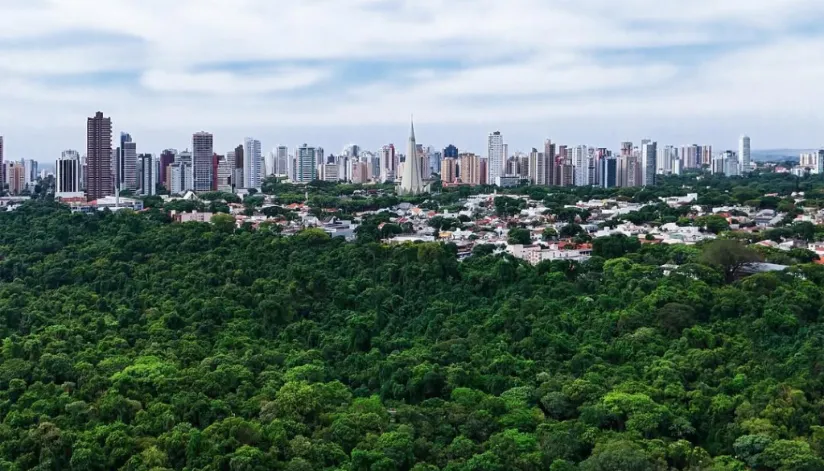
[71, 196, 144, 213]
[508, 243, 592, 265]
[322, 219, 358, 240]
[171, 210, 215, 223]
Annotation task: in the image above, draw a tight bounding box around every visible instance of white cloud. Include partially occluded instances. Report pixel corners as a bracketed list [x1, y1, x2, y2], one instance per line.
[0, 0, 823, 160]
[0, 45, 143, 75]
[140, 68, 332, 94]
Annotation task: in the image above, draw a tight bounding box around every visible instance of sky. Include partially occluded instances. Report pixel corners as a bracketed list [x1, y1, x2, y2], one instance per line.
[2, 0, 824, 163]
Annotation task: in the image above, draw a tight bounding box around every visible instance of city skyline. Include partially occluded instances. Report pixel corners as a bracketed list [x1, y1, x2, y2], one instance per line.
[49, 111, 784, 200]
[2, 1, 824, 160]
[3, 120, 816, 167]
[1, 115, 823, 199]
[1, 120, 820, 168]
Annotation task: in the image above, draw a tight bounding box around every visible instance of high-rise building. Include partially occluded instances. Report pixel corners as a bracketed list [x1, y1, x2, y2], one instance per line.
[233, 144, 245, 185]
[528, 148, 549, 185]
[243, 138, 262, 189]
[428, 151, 442, 178]
[336, 155, 351, 182]
[627, 155, 642, 187]
[341, 144, 360, 158]
[263, 151, 274, 177]
[80, 153, 87, 191]
[192, 132, 214, 192]
[726, 151, 740, 177]
[441, 145, 458, 182]
[587, 148, 596, 186]
[657, 145, 675, 175]
[86, 111, 113, 201]
[8, 162, 25, 195]
[459, 153, 481, 186]
[441, 157, 458, 183]
[399, 120, 426, 195]
[444, 144, 458, 159]
[118, 133, 138, 191]
[544, 140, 556, 186]
[123, 140, 137, 190]
[276, 146, 289, 175]
[672, 159, 683, 175]
[800, 152, 817, 168]
[601, 157, 617, 188]
[217, 154, 233, 191]
[616, 156, 627, 187]
[701, 145, 713, 166]
[368, 153, 380, 181]
[594, 148, 609, 185]
[681, 144, 700, 169]
[351, 161, 369, 184]
[558, 162, 575, 187]
[711, 154, 723, 175]
[517, 154, 529, 179]
[159, 149, 176, 188]
[138, 154, 155, 196]
[154, 158, 161, 192]
[296, 144, 318, 183]
[380, 144, 396, 183]
[816, 150, 824, 175]
[739, 135, 751, 173]
[711, 150, 739, 176]
[505, 156, 517, 176]
[225, 150, 236, 180]
[169, 162, 193, 194]
[56, 150, 82, 196]
[0, 136, 4, 184]
[642, 141, 657, 186]
[458, 152, 481, 186]
[621, 142, 633, 157]
[321, 162, 339, 182]
[487, 131, 504, 184]
[713, 152, 729, 175]
[22, 159, 38, 186]
[176, 150, 192, 165]
[572, 146, 588, 186]
[618, 154, 642, 188]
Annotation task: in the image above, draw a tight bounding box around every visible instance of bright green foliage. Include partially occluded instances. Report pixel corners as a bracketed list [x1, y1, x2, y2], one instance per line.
[493, 197, 526, 217]
[507, 228, 532, 245]
[0, 201, 824, 470]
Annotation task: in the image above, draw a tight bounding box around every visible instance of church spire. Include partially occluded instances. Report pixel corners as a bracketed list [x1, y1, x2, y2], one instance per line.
[398, 114, 426, 195]
[410, 115, 415, 141]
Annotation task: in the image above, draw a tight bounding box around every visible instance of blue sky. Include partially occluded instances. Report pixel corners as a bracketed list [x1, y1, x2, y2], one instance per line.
[1, 0, 824, 163]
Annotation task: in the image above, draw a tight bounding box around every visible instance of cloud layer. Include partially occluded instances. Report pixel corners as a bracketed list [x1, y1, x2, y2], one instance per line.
[1, 0, 823, 161]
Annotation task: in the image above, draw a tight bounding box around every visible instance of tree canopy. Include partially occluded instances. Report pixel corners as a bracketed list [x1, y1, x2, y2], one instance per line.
[0, 201, 822, 470]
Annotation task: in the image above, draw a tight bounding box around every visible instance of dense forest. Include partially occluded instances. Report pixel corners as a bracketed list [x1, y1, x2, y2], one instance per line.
[2, 201, 824, 470]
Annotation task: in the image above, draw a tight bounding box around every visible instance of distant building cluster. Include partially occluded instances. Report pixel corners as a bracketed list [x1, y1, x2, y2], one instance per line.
[3, 112, 823, 200]
[0, 136, 42, 196]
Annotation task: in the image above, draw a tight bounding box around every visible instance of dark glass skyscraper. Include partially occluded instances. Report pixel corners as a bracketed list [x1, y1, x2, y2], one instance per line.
[86, 112, 112, 201]
[601, 157, 617, 188]
[443, 144, 458, 159]
[159, 149, 176, 186]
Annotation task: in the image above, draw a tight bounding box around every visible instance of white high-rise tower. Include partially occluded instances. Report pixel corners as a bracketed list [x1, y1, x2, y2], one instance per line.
[399, 119, 426, 195]
[739, 135, 751, 173]
[572, 145, 588, 186]
[243, 138, 262, 189]
[488, 131, 504, 184]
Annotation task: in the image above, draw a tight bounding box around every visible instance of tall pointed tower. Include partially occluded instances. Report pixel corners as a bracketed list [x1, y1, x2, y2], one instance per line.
[399, 118, 426, 194]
